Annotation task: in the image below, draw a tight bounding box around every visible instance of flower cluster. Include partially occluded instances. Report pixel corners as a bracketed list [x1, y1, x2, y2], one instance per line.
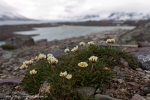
[47, 53, 54, 57]
[64, 48, 70, 53]
[88, 41, 94, 46]
[32, 56, 38, 61]
[78, 62, 88, 68]
[106, 39, 115, 44]
[23, 60, 33, 65]
[20, 64, 28, 70]
[71, 46, 78, 52]
[79, 42, 85, 46]
[89, 56, 98, 63]
[38, 54, 46, 60]
[30, 69, 37, 75]
[60, 71, 72, 80]
[47, 56, 58, 65]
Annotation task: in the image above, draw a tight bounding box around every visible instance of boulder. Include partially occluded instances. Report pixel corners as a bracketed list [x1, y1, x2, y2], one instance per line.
[132, 47, 150, 70]
[5, 36, 35, 47]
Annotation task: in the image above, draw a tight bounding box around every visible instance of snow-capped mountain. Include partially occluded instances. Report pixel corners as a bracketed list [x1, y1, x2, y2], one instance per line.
[59, 12, 150, 21]
[0, 12, 29, 20]
[107, 12, 150, 20]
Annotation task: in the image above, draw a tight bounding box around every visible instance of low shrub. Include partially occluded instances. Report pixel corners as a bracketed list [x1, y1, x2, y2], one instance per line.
[1, 44, 17, 50]
[22, 44, 137, 100]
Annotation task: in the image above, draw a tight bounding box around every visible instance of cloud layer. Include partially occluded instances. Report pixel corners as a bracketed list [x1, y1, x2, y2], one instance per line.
[2, 0, 150, 19]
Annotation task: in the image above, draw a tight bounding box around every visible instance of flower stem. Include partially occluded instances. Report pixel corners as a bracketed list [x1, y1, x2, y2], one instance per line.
[32, 76, 36, 83]
[51, 65, 55, 72]
[91, 63, 94, 71]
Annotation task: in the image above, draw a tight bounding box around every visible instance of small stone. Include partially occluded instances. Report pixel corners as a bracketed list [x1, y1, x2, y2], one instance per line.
[136, 68, 143, 71]
[120, 58, 129, 67]
[1, 75, 7, 79]
[117, 79, 124, 83]
[117, 71, 125, 79]
[146, 71, 150, 74]
[113, 66, 120, 72]
[144, 87, 150, 94]
[13, 66, 19, 71]
[95, 94, 120, 100]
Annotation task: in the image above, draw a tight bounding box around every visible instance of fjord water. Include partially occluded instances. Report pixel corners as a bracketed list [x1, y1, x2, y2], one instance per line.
[14, 25, 135, 41]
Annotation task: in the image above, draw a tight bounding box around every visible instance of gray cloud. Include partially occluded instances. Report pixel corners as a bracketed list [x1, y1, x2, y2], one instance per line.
[0, 0, 17, 13]
[2, 0, 150, 19]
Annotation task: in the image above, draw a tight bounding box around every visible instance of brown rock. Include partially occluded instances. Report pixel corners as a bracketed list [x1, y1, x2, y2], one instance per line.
[131, 94, 146, 100]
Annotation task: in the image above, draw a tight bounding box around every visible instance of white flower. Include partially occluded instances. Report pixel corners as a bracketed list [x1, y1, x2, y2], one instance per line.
[66, 74, 72, 80]
[89, 56, 98, 63]
[48, 56, 58, 65]
[20, 64, 28, 70]
[23, 60, 33, 65]
[106, 39, 115, 44]
[32, 56, 38, 61]
[71, 46, 78, 52]
[60, 71, 67, 77]
[47, 54, 54, 57]
[78, 62, 88, 68]
[38, 54, 46, 60]
[88, 41, 94, 46]
[30, 69, 37, 75]
[64, 48, 70, 53]
[79, 42, 85, 46]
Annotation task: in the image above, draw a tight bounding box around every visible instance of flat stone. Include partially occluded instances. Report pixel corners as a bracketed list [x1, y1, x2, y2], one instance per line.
[0, 77, 22, 85]
[131, 94, 146, 100]
[2, 51, 13, 60]
[95, 94, 120, 100]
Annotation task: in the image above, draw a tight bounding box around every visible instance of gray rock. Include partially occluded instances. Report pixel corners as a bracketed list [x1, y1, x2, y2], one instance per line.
[113, 66, 120, 72]
[95, 94, 120, 100]
[77, 87, 95, 98]
[132, 48, 150, 70]
[18, 58, 26, 64]
[117, 71, 125, 79]
[2, 51, 13, 60]
[5, 36, 35, 47]
[0, 93, 5, 99]
[144, 87, 150, 94]
[13, 66, 20, 71]
[131, 94, 146, 100]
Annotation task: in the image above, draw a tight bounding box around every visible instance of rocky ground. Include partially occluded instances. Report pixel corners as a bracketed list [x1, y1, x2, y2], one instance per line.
[0, 27, 150, 100]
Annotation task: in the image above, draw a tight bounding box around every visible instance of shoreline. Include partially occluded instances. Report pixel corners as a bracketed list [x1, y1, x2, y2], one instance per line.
[0, 23, 58, 41]
[0, 23, 135, 42]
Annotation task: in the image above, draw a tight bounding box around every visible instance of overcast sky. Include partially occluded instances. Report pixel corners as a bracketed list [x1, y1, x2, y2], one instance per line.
[1, 0, 150, 19]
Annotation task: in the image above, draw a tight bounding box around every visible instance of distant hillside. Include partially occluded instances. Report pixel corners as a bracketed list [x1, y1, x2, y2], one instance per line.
[0, 12, 29, 21]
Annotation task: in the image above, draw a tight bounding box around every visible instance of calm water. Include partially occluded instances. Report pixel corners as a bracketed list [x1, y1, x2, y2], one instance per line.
[14, 25, 135, 41]
[0, 20, 78, 26]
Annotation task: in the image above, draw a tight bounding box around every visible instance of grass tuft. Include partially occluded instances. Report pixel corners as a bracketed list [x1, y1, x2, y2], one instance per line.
[22, 45, 137, 100]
